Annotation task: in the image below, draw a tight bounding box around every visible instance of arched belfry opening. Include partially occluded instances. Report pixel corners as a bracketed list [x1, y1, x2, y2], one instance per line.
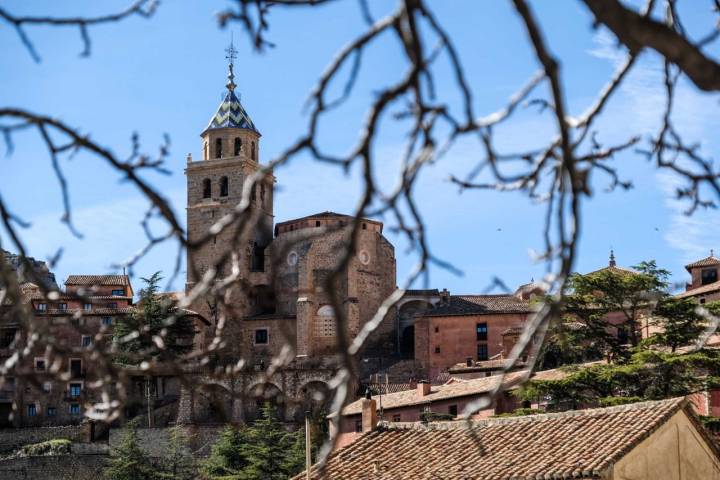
[234, 137, 242, 156]
[215, 138, 222, 159]
[202, 179, 212, 199]
[219, 176, 229, 197]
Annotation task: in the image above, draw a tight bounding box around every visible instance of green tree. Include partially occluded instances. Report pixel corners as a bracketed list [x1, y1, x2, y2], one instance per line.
[104, 420, 158, 480]
[113, 271, 196, 362]
[647, 299, 720, 352]
[201, 425, 247, 479]
[201, 404, 309, 480]
[159, 426, 196, 480]
[558, 261, 670, 362]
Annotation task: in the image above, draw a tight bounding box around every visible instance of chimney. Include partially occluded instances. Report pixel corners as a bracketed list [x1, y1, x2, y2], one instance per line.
[361, 389, 378, 433]
[417, 380, 431, 397]
[466, 357, 473, 367]
[440, 288, 450, 304]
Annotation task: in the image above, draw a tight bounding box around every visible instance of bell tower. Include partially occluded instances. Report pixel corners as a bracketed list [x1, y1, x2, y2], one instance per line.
[185, 40, 274, 317]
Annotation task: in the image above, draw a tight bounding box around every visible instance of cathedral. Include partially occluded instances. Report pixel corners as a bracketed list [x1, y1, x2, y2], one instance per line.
[178, 45, 398, 422]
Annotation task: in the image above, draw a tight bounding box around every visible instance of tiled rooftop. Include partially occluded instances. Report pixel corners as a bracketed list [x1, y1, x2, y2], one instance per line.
[423, 295, 534, 316]
[676, 280, 720, 299]
[65, 275, 130, 286]
[342, 372, 529, 416]
[685, 254, 720, 272]
[310, 398, 695, 480]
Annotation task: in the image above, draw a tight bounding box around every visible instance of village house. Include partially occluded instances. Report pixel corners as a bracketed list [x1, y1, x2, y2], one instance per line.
[395, 284, 544, 382]
[676, 251, 720, 303]
[333, 366, 573, 449]
[308, 397, 720, 480]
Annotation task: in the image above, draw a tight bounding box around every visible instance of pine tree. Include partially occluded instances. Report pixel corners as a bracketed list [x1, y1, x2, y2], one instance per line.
[239, 403, 298, 480]
[113, 271, 196, 362]
[104, 420, 158, 480]
[159, 426, 196, 480]
[201, 425, 247, 479]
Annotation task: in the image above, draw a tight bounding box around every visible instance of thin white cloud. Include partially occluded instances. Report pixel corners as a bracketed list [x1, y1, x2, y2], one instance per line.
[588, 30, 720, 264]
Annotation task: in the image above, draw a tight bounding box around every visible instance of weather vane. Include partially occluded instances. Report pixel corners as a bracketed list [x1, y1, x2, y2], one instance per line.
[225, 33, 238, 66]
[225, 33, 237, 93]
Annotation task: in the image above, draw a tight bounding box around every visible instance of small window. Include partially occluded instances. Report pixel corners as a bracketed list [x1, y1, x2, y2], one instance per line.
[58, 303, 67, 311]
[111, 289, 124, 296]
[315, 221, 321, 227]
[701, 298, 707, 304]
[37, 303, 47, 312]
[702, 268, 718, 286]
[434, 346, 441, 354]
[477, 344, 488, 361]
[70, 359, 83, 378]
[35, 359, 46, 372]
[215, 138, 223, 158]
[362, 223, 367, 230]
[43, 382, 52, 392]
[251, 141, 256, 160]
[392, 414, 401, 422]
[476, 323, 488, 341]
[255, 329, 268, 345]
[27, 404, 37, 417]
[81, 335, 92, 347]
[101, 317, 113, 326]
[203, 178, 212, 199]
[69, 383, 82, 397]
[220, 176, 229, 197]
[83, 303, 92, 311]
[355, 420, 362, 433]
[448, 405, 458, 417]
[70, 403, 80, 415]
[46, 407, 57, 417]
[434, 326, 439, 333]
[234, 137, 242, 156]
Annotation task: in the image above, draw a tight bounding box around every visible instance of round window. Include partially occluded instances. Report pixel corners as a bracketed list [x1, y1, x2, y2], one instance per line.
[358, 250, 370, 265]
[287, 251, 298, 266]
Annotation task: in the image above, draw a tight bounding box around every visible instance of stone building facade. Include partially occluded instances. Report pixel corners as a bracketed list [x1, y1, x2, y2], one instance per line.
[0, 275, 134, 427]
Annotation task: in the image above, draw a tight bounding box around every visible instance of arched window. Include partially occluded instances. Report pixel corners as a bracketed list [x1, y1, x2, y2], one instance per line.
[234, 137, 242, 156]
[316, 305, 336, 337]
[203, 142, 208, 160]
[215, 138, 222, 159]
[202, 179, 211, 199]
[251, 141, 256, 161]
[219, 176, 229, 197]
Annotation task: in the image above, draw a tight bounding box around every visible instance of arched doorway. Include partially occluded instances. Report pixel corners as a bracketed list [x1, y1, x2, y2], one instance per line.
[245, 382, 284, 422]
[400, 325, 415, 359]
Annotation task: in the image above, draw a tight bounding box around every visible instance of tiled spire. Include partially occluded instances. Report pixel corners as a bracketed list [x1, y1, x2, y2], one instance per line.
[203, 38, 260, 134]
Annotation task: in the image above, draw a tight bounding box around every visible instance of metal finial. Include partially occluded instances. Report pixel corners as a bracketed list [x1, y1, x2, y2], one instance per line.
[225, 34, 238, 92]
[609, 249, 616, 267]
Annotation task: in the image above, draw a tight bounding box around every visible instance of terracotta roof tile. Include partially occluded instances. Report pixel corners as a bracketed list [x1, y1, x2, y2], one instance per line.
[65, 275, 131, 287]
[342, 372, 529, 416]
[423, 295, 534, 316]
[310, 398, 690, 480]
[685, 255, 720, 272]
[675, 281, 720, 299]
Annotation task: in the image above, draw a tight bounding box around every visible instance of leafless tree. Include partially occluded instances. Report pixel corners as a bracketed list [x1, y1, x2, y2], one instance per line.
[1, 0, 719, 472]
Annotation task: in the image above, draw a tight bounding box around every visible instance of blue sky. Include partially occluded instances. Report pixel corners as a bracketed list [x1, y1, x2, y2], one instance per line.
[1, 0, 718, 295]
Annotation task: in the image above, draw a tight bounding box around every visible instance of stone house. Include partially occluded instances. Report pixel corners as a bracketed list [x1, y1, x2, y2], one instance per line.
[0, 275, 134, 427]
[309, 397, 720, 479]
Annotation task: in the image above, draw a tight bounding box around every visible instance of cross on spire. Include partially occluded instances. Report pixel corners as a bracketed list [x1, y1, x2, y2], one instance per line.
[225, 34, 238, 92]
